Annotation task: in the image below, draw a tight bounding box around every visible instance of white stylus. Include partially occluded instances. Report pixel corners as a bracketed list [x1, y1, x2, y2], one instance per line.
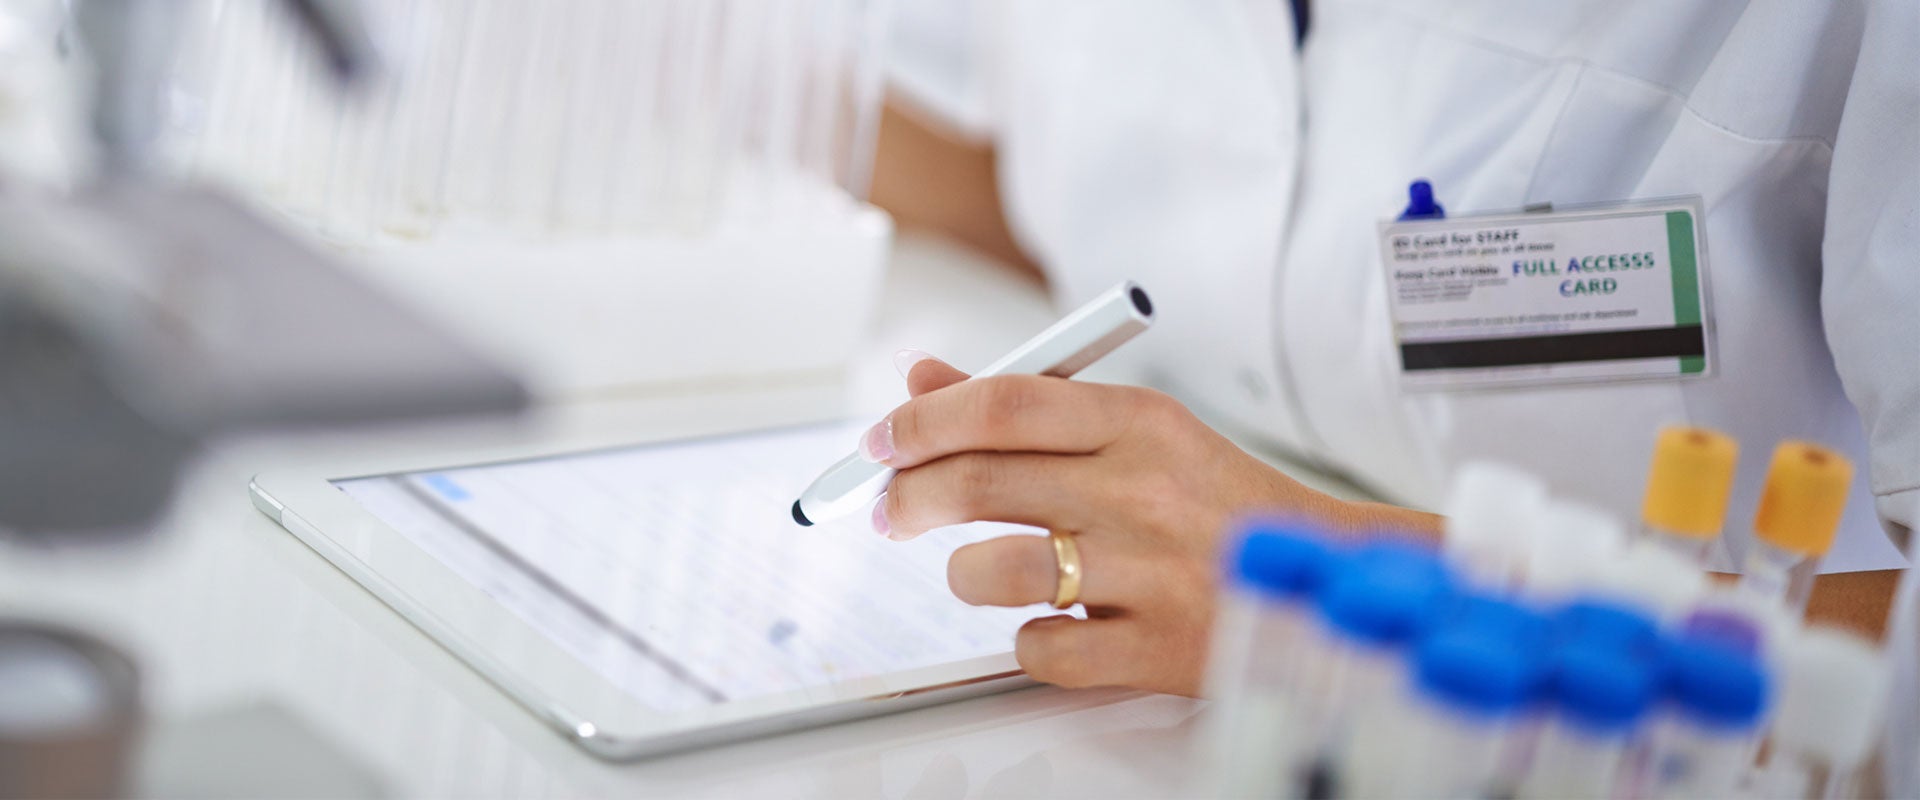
[792, 281, 1156, 527]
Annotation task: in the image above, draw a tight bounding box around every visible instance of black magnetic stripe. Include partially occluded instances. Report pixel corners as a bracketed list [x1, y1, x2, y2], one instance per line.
[1400, 325, 1706, 371]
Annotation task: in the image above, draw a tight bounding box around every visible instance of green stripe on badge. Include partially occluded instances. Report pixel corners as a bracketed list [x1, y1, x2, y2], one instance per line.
[1667, 210, 1705, 374]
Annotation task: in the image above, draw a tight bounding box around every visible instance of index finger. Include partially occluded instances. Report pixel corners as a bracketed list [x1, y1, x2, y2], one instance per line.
[867, 375, 1137, 470]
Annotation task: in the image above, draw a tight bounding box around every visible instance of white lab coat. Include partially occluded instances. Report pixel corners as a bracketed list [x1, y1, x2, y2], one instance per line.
[888, 0, 1917, 572]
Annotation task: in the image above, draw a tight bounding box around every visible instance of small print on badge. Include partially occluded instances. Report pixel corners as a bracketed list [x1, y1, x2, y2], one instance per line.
[1378, 196, 1713, 391]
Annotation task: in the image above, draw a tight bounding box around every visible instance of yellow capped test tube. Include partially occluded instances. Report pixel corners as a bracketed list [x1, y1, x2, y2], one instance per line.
[1640, 426, 1740, 565]
[1741, 441, 1854, 614]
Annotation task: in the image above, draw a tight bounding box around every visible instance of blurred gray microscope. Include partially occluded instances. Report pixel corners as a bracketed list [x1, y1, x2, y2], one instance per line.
[0, 1, 526, 796]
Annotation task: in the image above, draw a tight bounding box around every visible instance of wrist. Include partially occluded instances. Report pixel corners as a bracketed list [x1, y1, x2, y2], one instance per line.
[1305, 491, 1445, 545]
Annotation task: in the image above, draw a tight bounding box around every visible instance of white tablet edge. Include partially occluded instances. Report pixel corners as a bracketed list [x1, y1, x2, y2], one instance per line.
[249, 461, 1039, 760]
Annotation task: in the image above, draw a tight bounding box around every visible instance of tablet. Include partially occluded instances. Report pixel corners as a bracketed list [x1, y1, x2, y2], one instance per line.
[249, 421, 1066, 759]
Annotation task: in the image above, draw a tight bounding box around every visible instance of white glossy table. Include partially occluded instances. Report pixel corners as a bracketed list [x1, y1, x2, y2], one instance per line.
[0, 231, 1373, 798]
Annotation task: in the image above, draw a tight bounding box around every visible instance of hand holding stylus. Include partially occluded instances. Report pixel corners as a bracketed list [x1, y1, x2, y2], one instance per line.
[792, 281, 1157, 527]
[864, 362, 1442, 696]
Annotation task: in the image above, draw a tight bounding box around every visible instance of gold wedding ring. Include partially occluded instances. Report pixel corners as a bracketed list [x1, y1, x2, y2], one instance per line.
[1050, 531, 1082, 609]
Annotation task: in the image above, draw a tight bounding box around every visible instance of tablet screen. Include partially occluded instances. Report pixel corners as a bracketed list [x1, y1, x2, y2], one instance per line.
[334, 423, 1061, 712]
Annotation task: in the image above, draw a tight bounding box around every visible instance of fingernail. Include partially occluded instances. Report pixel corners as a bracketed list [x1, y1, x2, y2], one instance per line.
[859, 416, 895, 463]
[893, 348, 935, 379]
[871, 494, 891, 538]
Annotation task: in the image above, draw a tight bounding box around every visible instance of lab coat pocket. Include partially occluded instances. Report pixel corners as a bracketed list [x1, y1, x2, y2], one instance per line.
[1283, 27, 1598, 506]
[1395, 106, 1703, 530]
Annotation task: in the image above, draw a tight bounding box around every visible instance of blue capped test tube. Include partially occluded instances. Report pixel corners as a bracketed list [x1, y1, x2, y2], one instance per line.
[1639, 636, 1770, 799]
[1374, 595, 1548, 798]
[1312, 539, 1453, 797]
[1516, 603, 1662, 799]
[1552, 598, 1663, 656]
[1202, 520, 1343, 799]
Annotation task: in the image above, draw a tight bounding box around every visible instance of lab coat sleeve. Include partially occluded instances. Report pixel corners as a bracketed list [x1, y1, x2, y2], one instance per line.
[1821, 0, 1920, 543]
[883, 0, 1003, 142]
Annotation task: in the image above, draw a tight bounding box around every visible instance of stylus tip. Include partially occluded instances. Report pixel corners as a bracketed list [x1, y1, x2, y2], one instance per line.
[791, 500, 812, 527]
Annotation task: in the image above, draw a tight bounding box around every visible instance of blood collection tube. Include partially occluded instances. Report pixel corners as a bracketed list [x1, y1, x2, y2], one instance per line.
[1515, 600, 1662, 800]
[1754, 627, 1892, 800]
[1515, 641, 1659, 800]
[1640, 636, 1770, 799]
[1444, 462, 1548, 589]
[1552, 598, 1662, 656]
[1638, 426, 1739, 566]
[1313, 540, 1453, 798]
[1384, 596, 1547, 798]
[1203, 520, 1342, 799]
[1591, 541, 1709, 623]
[1685, 584, 1798, 660]
[1741, 442, 1853, 614]
[1523, 500, 1627, 601]
[1675, 608, 1762, 658]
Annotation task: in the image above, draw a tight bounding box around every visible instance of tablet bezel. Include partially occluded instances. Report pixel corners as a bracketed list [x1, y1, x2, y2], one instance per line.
[248, 422, 1037, 760]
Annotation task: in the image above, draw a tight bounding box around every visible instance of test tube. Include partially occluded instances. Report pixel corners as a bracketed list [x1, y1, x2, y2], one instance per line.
[839, 0, 890, 200]
[1592, 541, 1709, 622]
[391, 0, 475, 235]
[1885, 523, 1920, 799]
[279, 10, 327, 222]
[1756, 626, 1892, 800]
[1524, 500, 1627, 601]
[801, 0, 851, 212]
[257, 5, 304, 198]
[1202, 521, 1342, 799]
[1383, 596, 1547, 798]
[1315, 540, 1453, 798]
[1638, 426, 1739, 566]
[1686, 584, 1798, 661]
[670, 0, 726, 233]
[704, 0, 761, 226]
[1443, 462, 1548, 589]
[1552, 598, 1662, 655]
[1515, 640, 1658, 800]
[1741, 442, 1853, 615]
[1639, 635, 1770, 799]
[502, 1, 568, 235]
[760, 0, 806, 219]
[612, 0, 679, 234]
[1675, 609, 1762, 658]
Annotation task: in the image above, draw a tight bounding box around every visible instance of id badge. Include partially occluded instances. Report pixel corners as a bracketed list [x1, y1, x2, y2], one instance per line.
[1378, 197, 1713, 390]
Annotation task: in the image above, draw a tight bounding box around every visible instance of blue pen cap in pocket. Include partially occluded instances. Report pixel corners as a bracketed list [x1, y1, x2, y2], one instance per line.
[1398, 179, 1446, 220]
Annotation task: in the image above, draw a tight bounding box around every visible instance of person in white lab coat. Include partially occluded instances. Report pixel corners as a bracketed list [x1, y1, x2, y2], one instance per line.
[864, 0, 1918, 696]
